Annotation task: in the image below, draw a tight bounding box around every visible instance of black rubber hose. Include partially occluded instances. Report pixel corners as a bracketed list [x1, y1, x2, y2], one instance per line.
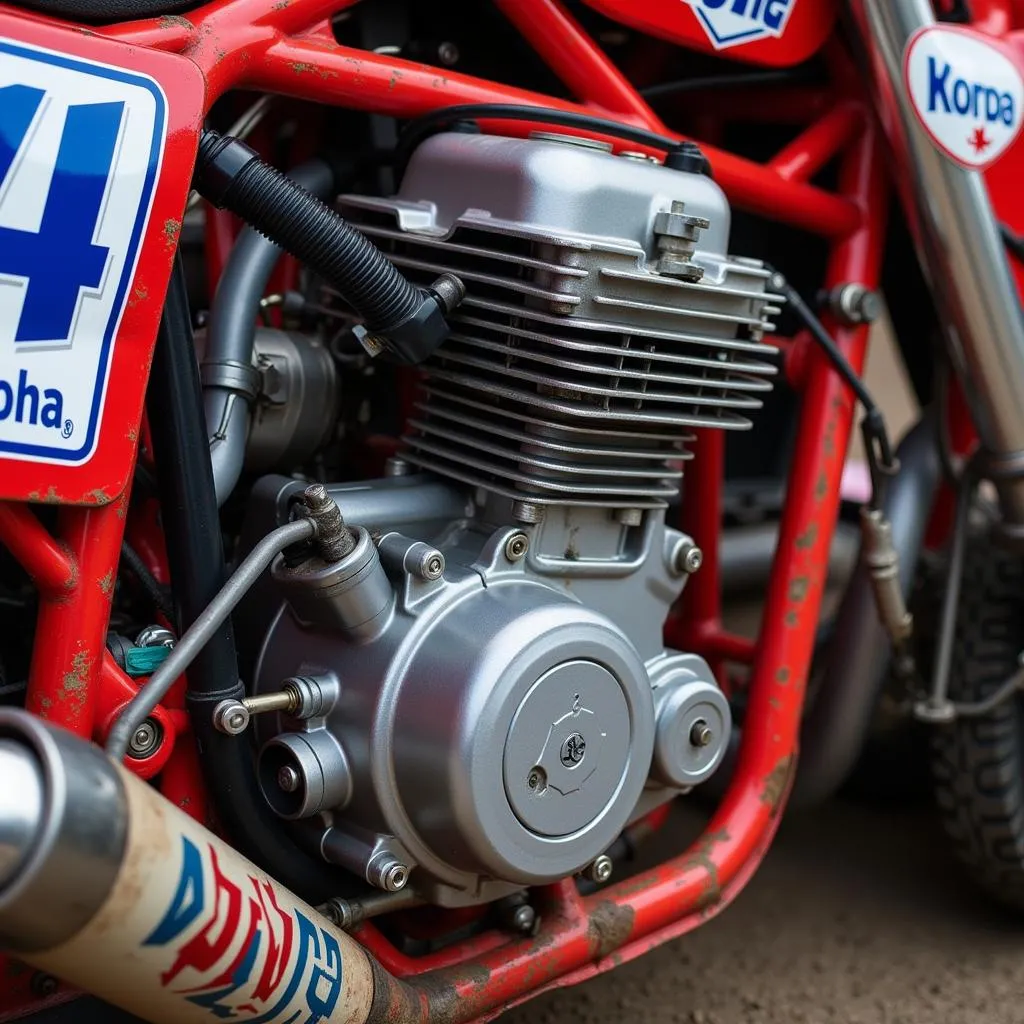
[147, 256, 343, 902]
[195, 131, 419, 333]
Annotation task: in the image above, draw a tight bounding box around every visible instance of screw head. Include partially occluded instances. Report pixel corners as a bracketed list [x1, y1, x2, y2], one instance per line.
[690, 719, 713, 748]
[504, 532, 529, 562]
[213, 699, 250, 736]
[415, 549, 445, 581]
[135, 625, 176, 649]
[587, 855, 613, 884]
[277, 765, 301, 793]
[384, 456, 412, 477]
[30, 973, 59, 998]
[381, 862, 408, 892]
[527, 766, 547, 792]
[128, 718, 162, 759]
[678, 543, 703, 574]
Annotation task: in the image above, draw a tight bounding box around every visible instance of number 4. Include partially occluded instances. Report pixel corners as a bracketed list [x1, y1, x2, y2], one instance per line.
[0, 84, 124, 345]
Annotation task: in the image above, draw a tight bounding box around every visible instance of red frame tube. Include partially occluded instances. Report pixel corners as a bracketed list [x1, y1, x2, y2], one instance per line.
[0, 0, 895, 1015]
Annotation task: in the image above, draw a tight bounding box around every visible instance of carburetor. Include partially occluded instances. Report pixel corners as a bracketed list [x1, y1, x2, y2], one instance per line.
[241, 131, 781, 905]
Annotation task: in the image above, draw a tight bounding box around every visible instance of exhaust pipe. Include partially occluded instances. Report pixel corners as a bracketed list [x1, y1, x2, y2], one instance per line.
[0, 709, 374, 1023]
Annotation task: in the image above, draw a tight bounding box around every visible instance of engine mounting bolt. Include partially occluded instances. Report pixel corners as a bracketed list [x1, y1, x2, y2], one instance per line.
[277, 765, 301, 793]
[504, 532, 529, 562]
[127, 719, 162, 760]
[586, 854, 614, 885]
[828, 282, 881, 326]
[212, 699, 251, 736]
[690, 719, 713, 748]
[512, 500, 546, 525]
[384, 456, 413, 477]
[677, 542, 703, 575]
[614, 507, 643, 527]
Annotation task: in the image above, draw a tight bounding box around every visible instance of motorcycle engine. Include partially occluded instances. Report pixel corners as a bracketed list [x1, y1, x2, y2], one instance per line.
[242, 131, 782, 905]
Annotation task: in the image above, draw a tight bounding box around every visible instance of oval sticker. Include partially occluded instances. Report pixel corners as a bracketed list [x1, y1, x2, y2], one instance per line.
[904, 26, 1024, 170]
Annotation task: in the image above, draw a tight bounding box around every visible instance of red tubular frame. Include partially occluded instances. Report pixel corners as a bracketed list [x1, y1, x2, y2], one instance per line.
[0, 0, 893, 1017]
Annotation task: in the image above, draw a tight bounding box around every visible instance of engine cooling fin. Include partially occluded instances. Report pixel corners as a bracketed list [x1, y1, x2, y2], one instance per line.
[340, 180, 781, 508]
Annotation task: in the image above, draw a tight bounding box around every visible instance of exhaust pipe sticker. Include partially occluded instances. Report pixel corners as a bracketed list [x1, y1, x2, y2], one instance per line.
[144, 836, 343, 1022]
[904, 25, 1024, 170]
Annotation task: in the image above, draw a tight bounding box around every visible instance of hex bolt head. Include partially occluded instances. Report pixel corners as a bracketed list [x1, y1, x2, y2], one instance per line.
[384, 456, 412, 477]
[690, 719, 713, 748]
[504, 532, 529, 562]
[135, 625, 176, 649]
[677, 543, 703, 574]
[212, 699, 251, 736]
[586, 854, 613, 884]
[128, 718, 162, 760]
[527, 766, 547, 793]
[277, 765, 301, 793]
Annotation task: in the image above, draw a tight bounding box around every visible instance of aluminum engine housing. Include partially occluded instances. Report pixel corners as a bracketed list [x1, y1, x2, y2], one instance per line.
[248, 133, 781, 904]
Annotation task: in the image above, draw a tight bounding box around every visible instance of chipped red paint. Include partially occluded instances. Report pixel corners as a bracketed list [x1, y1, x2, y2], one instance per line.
[0, 0, 899, 1018]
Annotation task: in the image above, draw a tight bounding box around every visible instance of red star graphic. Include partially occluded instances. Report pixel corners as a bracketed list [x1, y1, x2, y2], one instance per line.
[969, 126, 992, 155]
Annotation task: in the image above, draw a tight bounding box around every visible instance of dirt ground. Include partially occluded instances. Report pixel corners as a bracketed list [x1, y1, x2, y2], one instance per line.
[501, 798, 1024, 1024]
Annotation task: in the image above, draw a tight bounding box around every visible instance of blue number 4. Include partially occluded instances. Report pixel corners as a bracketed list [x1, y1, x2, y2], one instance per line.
[0, 84, 124, 344]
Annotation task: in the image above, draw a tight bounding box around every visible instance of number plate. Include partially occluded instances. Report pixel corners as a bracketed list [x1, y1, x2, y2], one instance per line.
[0, 41, 165, 464]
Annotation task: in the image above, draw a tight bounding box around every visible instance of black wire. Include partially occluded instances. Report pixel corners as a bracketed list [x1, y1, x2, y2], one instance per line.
[768, 268, 897, 509]
[120, 541, 175, 622]
[639, 68, 809, 101]
[395, 103, 698, 178]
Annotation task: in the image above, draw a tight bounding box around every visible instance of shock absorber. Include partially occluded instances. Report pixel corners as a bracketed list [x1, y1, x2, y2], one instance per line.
[0, 709, 375, 1024]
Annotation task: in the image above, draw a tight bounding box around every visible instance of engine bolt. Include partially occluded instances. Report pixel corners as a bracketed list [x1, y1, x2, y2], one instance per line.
[690, 719, 713, 748]
[504, 532, 529, 562]
[586, 855, 614, 885]
[212, 699, 251, 736]
[366, 852, 410, 893]
[384, 456, 412, 477]
[677, 542, 703, 575]
[527, 766, 547, 792]
[127, 718, 162, 760]
[614, 508, 643, 527]
[277, 765, 301, 792]
[413, 549, 445, 581]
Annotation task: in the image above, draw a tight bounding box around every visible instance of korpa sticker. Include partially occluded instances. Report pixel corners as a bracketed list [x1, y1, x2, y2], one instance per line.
[0, 39, 166, 465]
[904, 27, 1024, 170]
[680, 0, 797, 51]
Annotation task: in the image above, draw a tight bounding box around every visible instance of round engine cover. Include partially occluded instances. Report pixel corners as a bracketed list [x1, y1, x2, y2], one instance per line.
[378, 580, 654, 886]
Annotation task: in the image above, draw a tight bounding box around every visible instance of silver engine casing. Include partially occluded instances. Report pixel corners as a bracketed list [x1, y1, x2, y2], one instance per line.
[250, 133, 781, 905]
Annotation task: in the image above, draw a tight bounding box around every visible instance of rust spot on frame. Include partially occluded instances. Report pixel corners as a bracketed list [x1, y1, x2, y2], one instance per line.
[794, 522, 818, 550]
[788, 576, 810, 603]
[99, 570, 115, 596]
[760, 755, 795, 815]
[587, 900, 635, 960]
[163, 218, 181, 250]
[680, 828, 730, 910]
[158, 14, 191, 27]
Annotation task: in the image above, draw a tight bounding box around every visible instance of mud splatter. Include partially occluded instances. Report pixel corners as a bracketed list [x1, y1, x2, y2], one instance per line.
[163, 218, 181, 250]
[588, 900, 635, 961]
[760, 754, 795, 814]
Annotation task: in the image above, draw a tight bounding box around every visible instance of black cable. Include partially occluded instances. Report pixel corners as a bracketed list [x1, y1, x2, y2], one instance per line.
[768, 268, 897, 509]
[119, 541, 175, 622]
[639, 68, 810, 101]
[148, 254, 344, 902]
[394, 103, 709, 178]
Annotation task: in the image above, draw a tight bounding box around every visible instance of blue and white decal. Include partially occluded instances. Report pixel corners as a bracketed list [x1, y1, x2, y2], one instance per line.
[0, 39, 165, 464]
[905, 27, 1024, 170]
[680, 0, 796, 51]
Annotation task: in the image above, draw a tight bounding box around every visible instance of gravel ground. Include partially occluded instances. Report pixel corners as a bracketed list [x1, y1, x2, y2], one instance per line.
[501, 798, 1024, 1024]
